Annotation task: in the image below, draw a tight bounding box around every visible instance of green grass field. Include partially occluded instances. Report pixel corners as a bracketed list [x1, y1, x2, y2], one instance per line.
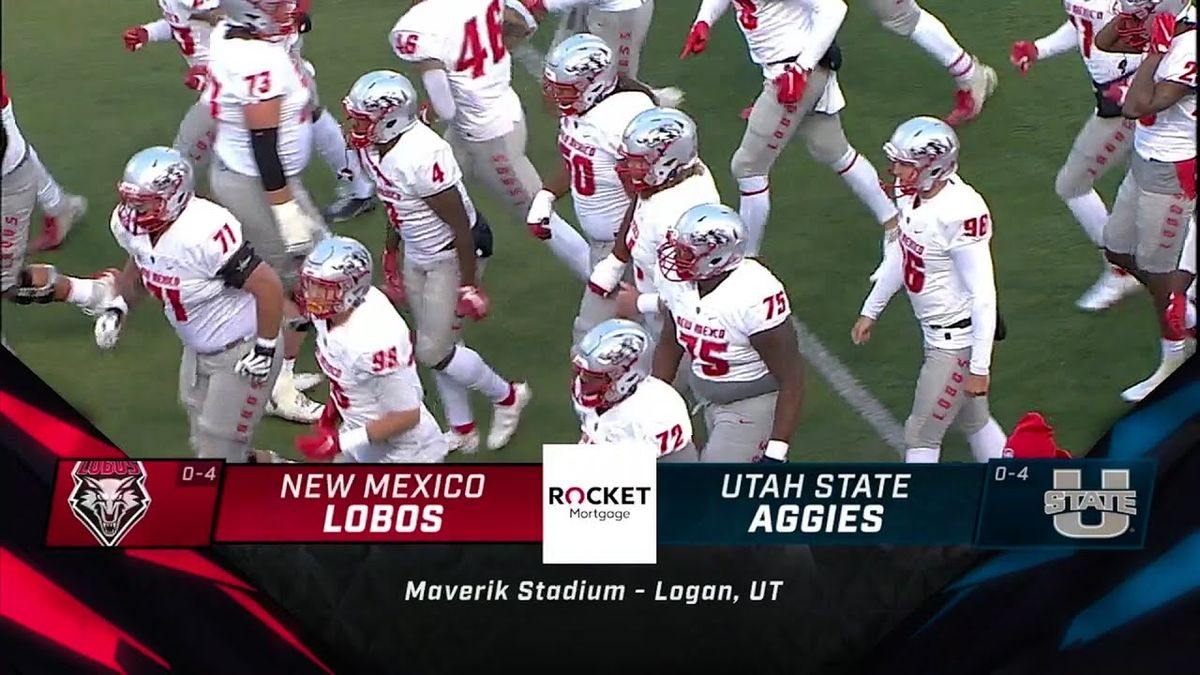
[2, 0, 1164, 461]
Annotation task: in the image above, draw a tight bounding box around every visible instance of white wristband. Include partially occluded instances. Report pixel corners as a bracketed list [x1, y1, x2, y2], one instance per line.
[338, 426, 371, 459]
[636, 293, 660, 316]
[254, 336, 278, 351]
[65, 278, 96, 307]
[764, 440, 789, 461]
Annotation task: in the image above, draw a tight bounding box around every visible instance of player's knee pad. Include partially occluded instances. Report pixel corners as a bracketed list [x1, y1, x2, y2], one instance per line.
[1054, 163, 1092, 200]
[813, 141, 856, 172]
[730, 146, 772, 181]
[875, 1, 921, 36]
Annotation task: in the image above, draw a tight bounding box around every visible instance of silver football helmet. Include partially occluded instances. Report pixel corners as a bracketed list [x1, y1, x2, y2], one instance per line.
[658, 203, 746, 282]
[299, 236, 374, 319]
[343, 70, 420, 149]
[883, 116, 960, 196]
[616, 107, 699, 193]
[572, 319, 651, 409]
[222, 0, 301, 40]
[116, 146, 194, 235]
[543, 33, 618, 117]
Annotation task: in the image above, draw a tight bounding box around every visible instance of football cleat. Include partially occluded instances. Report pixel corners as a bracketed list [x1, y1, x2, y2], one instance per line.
[1120, 345, 1191, 403]
[322, 189, 376, 224]
[945, 59, 997, 127]
[32, 194, 87, 251]
[292, 372, 323, 392]
[1076, 266, 1142, 312]
[267, 387, 325, 424]
[487, 382, 532, 450]
[446, 427, 481, 454]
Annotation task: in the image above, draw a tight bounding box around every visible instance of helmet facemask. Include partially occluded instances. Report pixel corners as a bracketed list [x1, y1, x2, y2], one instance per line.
[299, 273, 354, 320]
[615, 150, 656, 193]
[342, 100, 379, 150]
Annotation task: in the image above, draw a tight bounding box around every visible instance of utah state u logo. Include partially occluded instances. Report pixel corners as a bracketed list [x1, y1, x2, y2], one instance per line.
[68, 460, 152, 547]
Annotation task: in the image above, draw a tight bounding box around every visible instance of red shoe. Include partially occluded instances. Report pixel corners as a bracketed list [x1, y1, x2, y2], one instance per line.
[31, 195, 87, 251]
[944, 61, 998, 127]
[1164, 292, 1187, 341]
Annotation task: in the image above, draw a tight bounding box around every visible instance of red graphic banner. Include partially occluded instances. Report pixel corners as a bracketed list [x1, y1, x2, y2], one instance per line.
[46, 461, 543, 546]
[46, 460, 222, 547]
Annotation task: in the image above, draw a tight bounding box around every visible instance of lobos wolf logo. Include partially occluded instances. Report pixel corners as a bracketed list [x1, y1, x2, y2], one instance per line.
[68, 460, 151, 547]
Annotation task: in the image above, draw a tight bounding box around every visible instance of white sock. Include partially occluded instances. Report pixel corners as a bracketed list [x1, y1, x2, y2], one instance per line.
[545, 212, 591, 282]
[831, 150, 897, 225]
[29, 147, 66, 214]
[905, 447, 941, 463]
[911, 11, 970, 74]
[737, 176, 770, 256]
[442, 345, 512, 402]
[967, 417, 1006, 462]
[1162, 338, 1186, 358]
[433, 369, 475, 430]
[1066, 191, 1108, 247]
[312, 112, 373, 199]
[282, 357, 296, 376]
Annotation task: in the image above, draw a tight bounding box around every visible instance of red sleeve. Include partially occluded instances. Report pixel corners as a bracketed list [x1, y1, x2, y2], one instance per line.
[1, 71, 9, 108]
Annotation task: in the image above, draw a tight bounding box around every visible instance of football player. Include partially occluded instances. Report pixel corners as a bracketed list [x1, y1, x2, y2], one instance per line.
[679, 0, 899, 257]
[586, 107, 721, 344]
[389, 0, 591, 282]
[573, 319, 697, 460]
[124, 1, 377, 223]
[1, 71, 87, 255]
[653, 204, 804, 463]
[15, 147, 286, 462]
[529, 34, 658, 343]
[518, 0, 684, 106]
[1165, 216, 1196, 340]
[851, 117, 1007, 464]
[864, 0, 997, 125]
[1095, 3, 1197, 401]
[343, 70, 533, 453]
[293, 237, 450, 463]
[206, 0, 328, 424]
[1009, 0, 1151, 311]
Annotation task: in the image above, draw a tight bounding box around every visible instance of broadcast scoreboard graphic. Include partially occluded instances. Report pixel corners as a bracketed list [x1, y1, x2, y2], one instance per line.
[44, 452, 1156, 557]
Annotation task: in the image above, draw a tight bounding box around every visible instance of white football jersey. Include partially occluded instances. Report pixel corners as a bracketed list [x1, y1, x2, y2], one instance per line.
[111, 198, 257, 353]
[1134, 13, 1197, 163]
[545, 0, 645, 11]
[659, 259, 791, 383]
[314, 288, 447, 463]
[892, 176, 995, 350]
[626, 165, 721, 296]
[1, 72, 28, 176]
[157, 0, 219, 67]
[1062, 0, 1144, 85]
[560, 90, 657, 242]
[709, 0, 842, 72]
[390, 0, 523, 142]
[357, 124, 478, 266]
[577, 376, 694, 457]
[208, 21, 313, 177]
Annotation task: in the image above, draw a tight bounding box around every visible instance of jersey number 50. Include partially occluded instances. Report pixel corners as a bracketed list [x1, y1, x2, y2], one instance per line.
[456, 0, 507, 79]
[558, 142, 596, 196]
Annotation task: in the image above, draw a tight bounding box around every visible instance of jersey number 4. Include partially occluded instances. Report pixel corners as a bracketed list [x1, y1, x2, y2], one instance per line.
[678, 334, 730, 377]
[457, 0, 507, 79]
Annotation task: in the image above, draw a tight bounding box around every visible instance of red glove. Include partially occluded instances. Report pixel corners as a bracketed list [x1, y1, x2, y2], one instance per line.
[456, 285, 490, 321]
[1009, 41, 1038, 74]
[295, 428, 339, 461]
[527, 220, 552, 240]
[316, 399, 341, 435]
[680, 21, 710, 59]
[773, 65, 808, 105]
[1149, 12, 1177, 55]
[522, 0, 548, 19]
[380, 247, 406, 307]
[123, 26, 149, 52]
[183, 65, 209, 92]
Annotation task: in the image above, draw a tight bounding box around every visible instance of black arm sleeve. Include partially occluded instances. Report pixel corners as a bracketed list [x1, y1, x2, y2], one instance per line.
[216, 241, 263, 288]
[299, 13, 312, 34]
[249, 127, 287, 192]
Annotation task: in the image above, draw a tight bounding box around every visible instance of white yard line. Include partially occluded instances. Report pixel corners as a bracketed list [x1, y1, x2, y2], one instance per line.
[791, 317, 906, 455]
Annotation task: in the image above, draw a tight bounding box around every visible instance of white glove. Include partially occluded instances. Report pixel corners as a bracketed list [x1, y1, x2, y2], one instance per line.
[94, 309, 125, 351]
[234, 337, 277, 381]
[270, 201, 319, 255]
[587, 253, 628, 297]
[527, 189, 555, 225]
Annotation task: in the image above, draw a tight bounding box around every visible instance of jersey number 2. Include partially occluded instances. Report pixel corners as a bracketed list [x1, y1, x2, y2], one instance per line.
[457, 0, 507, 78]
